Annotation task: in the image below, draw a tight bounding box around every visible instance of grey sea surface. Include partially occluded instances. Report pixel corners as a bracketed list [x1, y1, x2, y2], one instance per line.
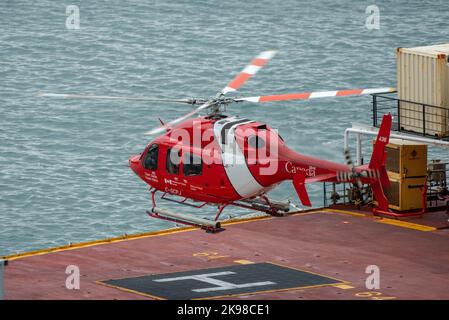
[1, 0, 449, 256]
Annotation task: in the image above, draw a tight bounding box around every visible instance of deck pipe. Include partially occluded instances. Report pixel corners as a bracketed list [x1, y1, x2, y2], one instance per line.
[344, 126, 449, 166]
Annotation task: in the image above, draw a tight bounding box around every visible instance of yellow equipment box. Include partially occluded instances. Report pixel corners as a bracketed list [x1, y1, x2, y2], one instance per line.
[382, 176, 426, 211]
[372, 139, 428, 211]
[380, 139, 428, 179]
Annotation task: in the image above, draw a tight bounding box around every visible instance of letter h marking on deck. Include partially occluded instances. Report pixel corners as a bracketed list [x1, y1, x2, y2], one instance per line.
[154, 271, 275, 293]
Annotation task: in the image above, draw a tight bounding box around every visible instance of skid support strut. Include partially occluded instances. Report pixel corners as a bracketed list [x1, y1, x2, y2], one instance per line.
[147, 189, 224, 233]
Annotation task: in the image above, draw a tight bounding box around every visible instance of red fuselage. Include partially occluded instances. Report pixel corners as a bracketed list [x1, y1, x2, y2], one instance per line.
[129, 115, 351, 205]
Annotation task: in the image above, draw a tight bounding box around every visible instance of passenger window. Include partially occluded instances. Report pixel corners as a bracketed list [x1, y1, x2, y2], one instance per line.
[143, 144, 158, 170]
[183, 152, 202, 176]
[247, 135, 265, 149]
[166, 148, 181, 174]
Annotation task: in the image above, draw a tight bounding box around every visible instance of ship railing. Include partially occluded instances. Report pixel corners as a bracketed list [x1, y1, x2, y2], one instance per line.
[372, 91, 449, 140]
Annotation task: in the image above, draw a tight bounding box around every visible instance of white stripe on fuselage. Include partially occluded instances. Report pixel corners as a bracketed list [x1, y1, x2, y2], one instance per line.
[214, 117, 264, 198]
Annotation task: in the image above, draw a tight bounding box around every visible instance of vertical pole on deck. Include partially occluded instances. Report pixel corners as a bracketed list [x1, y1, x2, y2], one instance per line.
[323, 182, 327, 207]
[373, 94, 377, 127]
[356, 133, 363, 166]
[422, 104, 426, 136]
[0, 259, 5, 300]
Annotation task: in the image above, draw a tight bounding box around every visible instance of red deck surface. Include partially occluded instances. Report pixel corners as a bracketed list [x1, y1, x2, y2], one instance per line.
[4, 208, 449, 300]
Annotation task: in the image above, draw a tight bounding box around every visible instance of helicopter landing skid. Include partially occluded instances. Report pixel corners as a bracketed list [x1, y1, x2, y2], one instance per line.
[232, 195, 291, 217]
[147, 208, 224, 233]
[148, 189, 225, 233]
[147, 190, 290, 233]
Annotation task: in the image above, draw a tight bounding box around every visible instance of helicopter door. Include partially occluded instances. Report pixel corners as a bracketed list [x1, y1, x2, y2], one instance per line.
[164, 147, 184, 195]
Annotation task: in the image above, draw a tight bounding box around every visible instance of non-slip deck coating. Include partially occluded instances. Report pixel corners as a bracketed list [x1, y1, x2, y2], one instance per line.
[4, 208, 449, 300]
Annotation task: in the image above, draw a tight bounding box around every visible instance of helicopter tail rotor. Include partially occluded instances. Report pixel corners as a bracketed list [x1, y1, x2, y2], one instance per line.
[340, 113, 392, 209]
[343, 148, 364, 191]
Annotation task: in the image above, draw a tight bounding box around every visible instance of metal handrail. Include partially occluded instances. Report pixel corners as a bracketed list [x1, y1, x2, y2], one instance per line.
[372, 92, 449, 140]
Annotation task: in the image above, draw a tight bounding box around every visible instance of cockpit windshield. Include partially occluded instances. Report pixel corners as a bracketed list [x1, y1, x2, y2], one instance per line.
[143, 144, 158, 170]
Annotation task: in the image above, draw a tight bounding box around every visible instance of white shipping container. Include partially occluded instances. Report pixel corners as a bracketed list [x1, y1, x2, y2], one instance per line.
[397, 44, 449, 137]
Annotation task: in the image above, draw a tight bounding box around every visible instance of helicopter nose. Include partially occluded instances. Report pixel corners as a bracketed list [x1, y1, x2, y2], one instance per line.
[129, 154, 141, 173]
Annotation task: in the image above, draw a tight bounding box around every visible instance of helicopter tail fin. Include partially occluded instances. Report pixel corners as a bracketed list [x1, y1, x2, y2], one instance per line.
[369, 113, 392, 170]
[292, 172, 312, 207]
[368, 113, 392, 211]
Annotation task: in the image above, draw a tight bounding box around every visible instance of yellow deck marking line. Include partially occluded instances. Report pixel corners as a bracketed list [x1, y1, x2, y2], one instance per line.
[376, 219, 436, 232]
[3, 227, 196, 261]
[4, 207, 329, 261]
[2, 212, 280, 261]
[193, 252, 229, 260]
[333, 284, 355, 290]
[1, 207, 325, 262]
[5, 205, 434, 262]
[222, 215, 272, 226]
[324, 208, 436, 232]
[234, 260, 255, 264]
[323, 208, 366, 217]
[292, 210, 322, 217]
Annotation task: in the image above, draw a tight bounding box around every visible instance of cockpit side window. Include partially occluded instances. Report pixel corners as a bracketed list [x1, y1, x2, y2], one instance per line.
[166, 148, 180, 175]
[143, 144, 159, 170]
[183, 152, 202, 176]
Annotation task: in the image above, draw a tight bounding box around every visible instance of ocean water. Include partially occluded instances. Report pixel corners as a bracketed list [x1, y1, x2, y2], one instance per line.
[1, 0, 449, 256]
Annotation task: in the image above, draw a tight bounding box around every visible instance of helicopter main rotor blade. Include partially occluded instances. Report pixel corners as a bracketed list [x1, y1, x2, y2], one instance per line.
[234, 87, 396, 103]
[144, 101, 214, 136]
[37, 92, 198, 104]
[220, 50, 277, 95]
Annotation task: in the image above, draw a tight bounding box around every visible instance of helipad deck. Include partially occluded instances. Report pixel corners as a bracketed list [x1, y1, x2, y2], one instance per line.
[3, 208, 449, 300]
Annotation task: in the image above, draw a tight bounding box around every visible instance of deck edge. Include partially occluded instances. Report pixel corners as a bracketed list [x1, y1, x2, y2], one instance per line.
[2, 208, 323, 261]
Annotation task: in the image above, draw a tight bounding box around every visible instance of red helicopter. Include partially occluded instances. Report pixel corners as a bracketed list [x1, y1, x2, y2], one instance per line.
[41, 51, 394, 232]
